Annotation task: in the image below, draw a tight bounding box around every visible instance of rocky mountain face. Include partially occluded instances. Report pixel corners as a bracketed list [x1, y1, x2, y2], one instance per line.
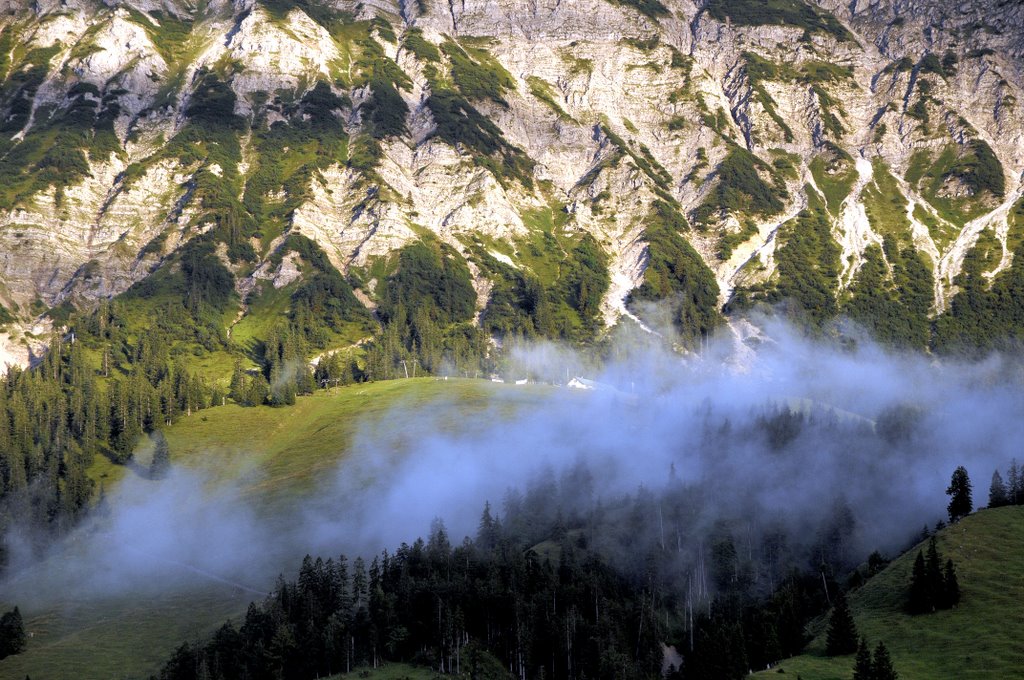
[0, 0, 1022, 365]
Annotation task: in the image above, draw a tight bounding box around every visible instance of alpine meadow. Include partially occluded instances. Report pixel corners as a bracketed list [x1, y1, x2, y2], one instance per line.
[0, 0, 1022, 679]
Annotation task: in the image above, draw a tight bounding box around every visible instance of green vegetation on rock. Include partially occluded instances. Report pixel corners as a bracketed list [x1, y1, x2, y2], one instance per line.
[473, 207, 610, 343]
[734, 192, 840, 327]
[0, 45, 123, 208]
[861, 159, 911, 242]
[742, 52, 853, 143]
[844, 239, 933, 349]
[605, 0, 670, 20]
[809, 144, 857, 215]
[629, 201, 722, 346]
[905, 141, 1005, 225]
[402, 27, 440, 63]
[424, 89, 535, 189]
[693, 146, 787, 243]
[527, 76, 572, 121]
[932, 232, 1024, 354]
[441, 39, 516, 106]
[243, 82, 350, 248]
[707, 0, 852, 40]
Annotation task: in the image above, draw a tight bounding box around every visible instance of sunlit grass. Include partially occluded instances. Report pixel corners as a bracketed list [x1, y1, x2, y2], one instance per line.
[755, 506, 1024, 679]
[0, 379, 553, 680]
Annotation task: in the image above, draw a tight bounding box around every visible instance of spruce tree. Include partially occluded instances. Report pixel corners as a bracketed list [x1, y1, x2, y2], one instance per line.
[946, 466, 973, 523]
[871, 641, 899, 680]
[1009, 460, 1021, 505]
[989, 470, 1008, 508]
[477, 501, 499, 552]
[907, 551, 929, 614]
[852, 637, 872, 680]
[942, 558, 960, 609]
[925, 537, 943, 611]
[1013, 460, 1024, 505]
[0, 606, 26, 659]
[229, 358, 246, 404]
[149, 430, 171, 480]
[825, 590, 858, 656]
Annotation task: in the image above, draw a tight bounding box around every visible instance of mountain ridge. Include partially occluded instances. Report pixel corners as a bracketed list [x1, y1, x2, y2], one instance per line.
[0, 0, 1021, 365]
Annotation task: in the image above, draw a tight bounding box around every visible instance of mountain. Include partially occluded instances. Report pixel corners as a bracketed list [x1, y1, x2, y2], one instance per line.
[0, 0, 1022, 366]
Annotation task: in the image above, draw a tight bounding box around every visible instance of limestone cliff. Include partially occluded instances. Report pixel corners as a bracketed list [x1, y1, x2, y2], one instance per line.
[0, 0, 1020, 362]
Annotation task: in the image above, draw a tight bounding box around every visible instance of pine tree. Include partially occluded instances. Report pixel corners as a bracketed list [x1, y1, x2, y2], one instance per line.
[1007, 460, 1020, 505]
[477, 501, 499, 552]
[229, 358, 246, 404]
[825, 590, 858, 656]
[925, 537, 943, 611]
[942, 558, 960, 609]
[907, 551, 929, 614]
[1012, 460, 1024, 505]
[946, 466, 973, 523]
[989, 470, 1008, 508]
[0, 606, 26, 659]
[150, 430, 171, 480]
[852, 637, 872, 680]
[871, 641, 899, 680]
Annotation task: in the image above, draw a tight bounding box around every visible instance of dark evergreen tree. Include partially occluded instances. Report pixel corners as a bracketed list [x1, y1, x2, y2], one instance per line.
[825, 590, 858, 656]
[907, 551, 930, 615]
[946, 466, 972, 523]
[476, 501, 499, 552]
[1011, 460, 1024, 505]
[150, 430, 171, 480]
[852, 637, 872, 680]
[229, 358, 246, 404]
[925, 537, 943, 610]
[989, 470, 1008, 508]
[0, 606, 26, 659]
[942, 559, 960, 609]
[871, 641, 899, 680]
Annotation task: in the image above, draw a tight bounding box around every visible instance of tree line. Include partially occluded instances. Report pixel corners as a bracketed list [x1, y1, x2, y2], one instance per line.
[0, 331, 213, 567]
[154, 459, 991, 679]
[152, 440, 892, 680]
[907, 536, 960, 615]
[988, 459, 1024, 508]
[157, 511, 665, 680]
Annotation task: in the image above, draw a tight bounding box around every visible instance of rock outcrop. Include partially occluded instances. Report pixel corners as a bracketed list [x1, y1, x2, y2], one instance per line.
[0, 0, 1020, 361]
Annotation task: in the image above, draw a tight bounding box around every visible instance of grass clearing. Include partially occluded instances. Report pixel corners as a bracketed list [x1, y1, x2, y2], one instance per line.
[164, 378, 551, 504]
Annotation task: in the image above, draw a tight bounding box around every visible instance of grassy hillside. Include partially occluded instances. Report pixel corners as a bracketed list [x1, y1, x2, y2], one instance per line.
[0, 378, 550, 680]
[0, 586, 254, 680]
[161, 377, 551, 504]
[755, 506, 1024, 679]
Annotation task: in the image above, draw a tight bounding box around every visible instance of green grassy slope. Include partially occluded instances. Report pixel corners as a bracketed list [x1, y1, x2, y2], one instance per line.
[0, 587, 254, 680]
[755, 506, 1024, 679]
[162, 377, 551, 504]
[0, 378, 550, 680]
